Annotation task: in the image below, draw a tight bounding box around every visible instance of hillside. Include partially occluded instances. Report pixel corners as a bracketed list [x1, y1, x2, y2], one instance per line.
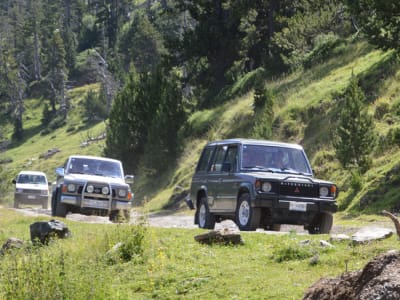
[1, 39, 400, 215]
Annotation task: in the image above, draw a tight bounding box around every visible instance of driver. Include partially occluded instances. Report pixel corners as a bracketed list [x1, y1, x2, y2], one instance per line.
[271, 151, 286, 169]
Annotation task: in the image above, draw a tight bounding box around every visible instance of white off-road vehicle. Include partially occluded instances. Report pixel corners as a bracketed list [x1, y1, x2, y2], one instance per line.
[51, 155, 134, 222]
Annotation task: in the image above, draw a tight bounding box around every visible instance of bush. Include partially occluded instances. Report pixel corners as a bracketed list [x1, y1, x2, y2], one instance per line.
[83, 89, 108, 123]
[374, 98, 390, 120]
[304, 33, 342, 69]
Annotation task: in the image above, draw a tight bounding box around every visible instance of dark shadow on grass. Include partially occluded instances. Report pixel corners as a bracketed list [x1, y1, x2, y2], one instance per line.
[7, 124, 44, 150]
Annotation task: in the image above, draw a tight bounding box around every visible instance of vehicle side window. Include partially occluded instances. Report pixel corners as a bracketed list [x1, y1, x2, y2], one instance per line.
[210, 145, 228, 172]
[223, 146, 238, 172]
[196, 147, 215, 172]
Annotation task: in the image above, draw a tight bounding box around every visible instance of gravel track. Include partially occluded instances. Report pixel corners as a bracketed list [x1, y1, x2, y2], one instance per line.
[11, 206, 395, 235]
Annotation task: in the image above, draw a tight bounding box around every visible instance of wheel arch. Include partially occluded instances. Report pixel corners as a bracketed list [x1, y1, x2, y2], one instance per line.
[237, 182, 254, 204]
[196, 188, 207, 208]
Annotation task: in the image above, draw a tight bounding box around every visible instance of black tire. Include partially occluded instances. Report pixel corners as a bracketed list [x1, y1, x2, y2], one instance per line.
[14, 200, 19, 209]
[109, 211, 119, 223]
[308, 212, 333, 234]
[197, 197, 216, 229]
[42, 198, 49, 209]
[51, 190, 57, 216]
[109, 210, 131, 223]
[53, 189, 67, 218]
[235, 193, 261, 231]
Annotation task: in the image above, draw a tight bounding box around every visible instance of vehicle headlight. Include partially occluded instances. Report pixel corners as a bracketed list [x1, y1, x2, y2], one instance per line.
[16, 188, 23, 193]
[86, 185, 94, 193]
[261, 182, 272, 192]
[40, 189, 48, 196]
[67, 184, 76, 192]
[320, 186, 329, 197]
[102, 186, 109, 195]
[118, 189, 127, 198]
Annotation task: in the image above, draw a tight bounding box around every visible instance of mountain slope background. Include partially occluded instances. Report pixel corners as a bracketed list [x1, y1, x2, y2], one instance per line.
[1, 38, 400, 216]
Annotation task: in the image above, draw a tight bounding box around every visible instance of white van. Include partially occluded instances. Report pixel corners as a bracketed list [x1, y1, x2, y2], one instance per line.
[12, 171, 49, 209]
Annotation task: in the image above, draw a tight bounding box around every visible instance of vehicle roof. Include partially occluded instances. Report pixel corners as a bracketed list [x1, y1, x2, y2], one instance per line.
[205, 138, 304, 149]
[68, 155, 122, 163]
[18, 170, 47, 176]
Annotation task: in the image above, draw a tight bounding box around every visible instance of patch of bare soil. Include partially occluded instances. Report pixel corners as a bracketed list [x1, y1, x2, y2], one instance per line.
[303, 250, 400, 300]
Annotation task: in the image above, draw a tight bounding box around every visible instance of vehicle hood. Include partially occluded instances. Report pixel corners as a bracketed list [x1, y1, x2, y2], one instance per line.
[248, 171, 333, 185]
[16, 183, 48, 190]
[64, 173, 128, 186]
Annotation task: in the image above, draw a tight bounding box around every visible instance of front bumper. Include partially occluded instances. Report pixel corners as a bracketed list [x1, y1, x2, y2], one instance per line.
[254, 194, 337, 213]
[60, 194, 132, 211]
[15, 193, 49, 205]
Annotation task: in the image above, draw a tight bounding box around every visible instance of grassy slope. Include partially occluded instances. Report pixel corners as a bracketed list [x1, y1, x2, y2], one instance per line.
[2, 39, 400, 214]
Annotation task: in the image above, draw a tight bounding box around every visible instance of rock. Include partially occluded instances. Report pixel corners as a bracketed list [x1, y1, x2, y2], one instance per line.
[0, 237, 24, 255]
[319, 240, 334, 248]
[30, 219, 71, 245]
[39, 148, 60, 159]
[303, 250, 400, 300]
[351, 226, 393, 244]
[194, 227, 243, 245]
[330, 233, 351, 242]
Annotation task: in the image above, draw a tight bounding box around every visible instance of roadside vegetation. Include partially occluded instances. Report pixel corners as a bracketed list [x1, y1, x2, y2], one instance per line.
[0, 208, 397, 299]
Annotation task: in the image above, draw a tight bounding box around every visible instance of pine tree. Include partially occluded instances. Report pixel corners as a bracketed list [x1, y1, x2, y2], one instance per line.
[335, 75, 375, 171]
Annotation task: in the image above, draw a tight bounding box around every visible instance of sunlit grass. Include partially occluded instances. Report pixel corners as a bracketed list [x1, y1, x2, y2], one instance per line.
[0, 208, 398, 299]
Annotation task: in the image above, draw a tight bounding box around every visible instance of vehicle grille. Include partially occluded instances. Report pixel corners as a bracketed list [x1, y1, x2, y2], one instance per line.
[279, 182, 318, 198]
[77, 184, 116, 197]
[21, 189, 43, 194]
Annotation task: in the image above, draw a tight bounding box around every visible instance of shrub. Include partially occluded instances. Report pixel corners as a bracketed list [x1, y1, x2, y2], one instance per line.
[304, 33, 342, 69]
[374, 98, 390, 120]
[83, 89, 108, 123]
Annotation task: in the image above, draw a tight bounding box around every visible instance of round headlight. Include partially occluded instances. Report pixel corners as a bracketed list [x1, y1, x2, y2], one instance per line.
[262, 182, 272, 192]
[118, 189, 127, 198]
[102, 186, 109, 195]
[320, 186, 329, 197]
[67, 184, 76, 192]
[87, 185, 94, 193]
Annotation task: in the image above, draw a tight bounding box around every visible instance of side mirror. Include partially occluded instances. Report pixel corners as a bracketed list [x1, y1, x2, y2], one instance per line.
[55, 167, 65, 177]
[125, 175, 134, 184]
[221, 162, 231, 172]
[12, 179, 16, 184]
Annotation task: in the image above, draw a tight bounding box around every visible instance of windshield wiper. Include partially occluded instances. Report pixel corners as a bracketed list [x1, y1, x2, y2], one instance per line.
[243, 166, 275, 172]
[279, 168, 311, 176]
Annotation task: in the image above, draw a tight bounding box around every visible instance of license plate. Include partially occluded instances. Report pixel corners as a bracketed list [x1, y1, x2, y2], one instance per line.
[28, 195, 36, 199]
[83, 199, 109, 209]
[289, 202, 307, 212]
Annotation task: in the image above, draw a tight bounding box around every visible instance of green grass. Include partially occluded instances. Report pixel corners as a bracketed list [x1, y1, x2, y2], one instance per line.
[0, 208, 398, 299]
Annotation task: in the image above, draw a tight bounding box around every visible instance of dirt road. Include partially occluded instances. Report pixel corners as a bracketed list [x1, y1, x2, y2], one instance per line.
[12, 206, 396, 235]
[11, 207, 325, 234]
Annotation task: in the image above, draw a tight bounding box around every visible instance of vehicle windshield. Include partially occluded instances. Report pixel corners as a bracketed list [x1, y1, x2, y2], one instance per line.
[17, 174, 47, 184]
[67, 157, 123, 178]
[241, 145, 312, 175]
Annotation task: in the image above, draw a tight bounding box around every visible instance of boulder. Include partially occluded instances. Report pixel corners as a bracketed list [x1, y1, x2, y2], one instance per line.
[195, 227, 243, 245]
[351, 226, 393, 244]
[303, 250, 400, 299]
[0, 237, 24, 255]
[30, 219, 71, 245]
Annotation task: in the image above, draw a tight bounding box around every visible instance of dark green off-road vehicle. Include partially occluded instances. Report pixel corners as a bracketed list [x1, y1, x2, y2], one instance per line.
[187, 139, 338, 233]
